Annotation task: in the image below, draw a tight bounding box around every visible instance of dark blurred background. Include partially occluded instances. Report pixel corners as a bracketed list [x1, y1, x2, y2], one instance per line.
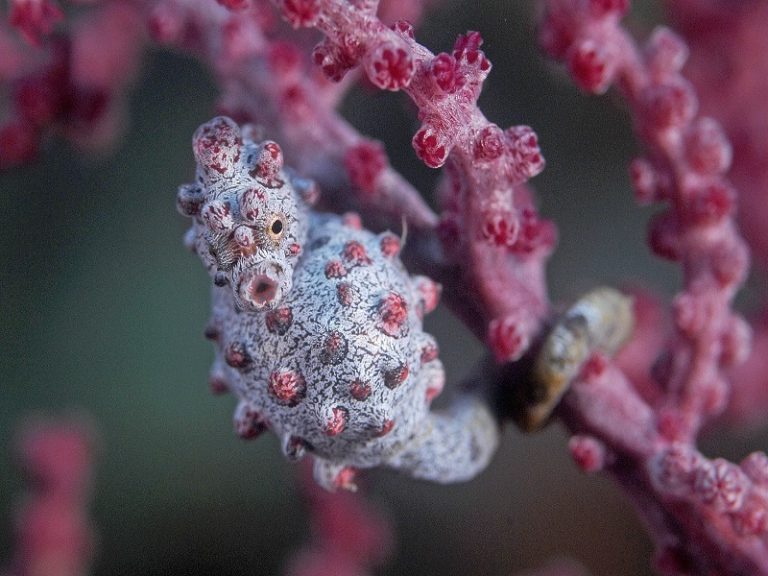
[2, 1, 765, 575]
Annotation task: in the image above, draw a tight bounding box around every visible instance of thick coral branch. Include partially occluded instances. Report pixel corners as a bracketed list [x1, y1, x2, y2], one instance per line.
[538, 1, 762, 573]
[264, 0, 553, 358]
[541, 0, 750, 440]
[662, 0, 768, 432]
[563, 358, 768, 575]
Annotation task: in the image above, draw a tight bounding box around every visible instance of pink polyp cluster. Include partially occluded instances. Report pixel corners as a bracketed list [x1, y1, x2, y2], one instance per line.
[180, 116, 500, 491]
[663, 1, 768, 434]
[8, 0, 63, 46]
[647, 446, 768, 543]
[4, 419, 95, 576]
[541, 1, 768, 573]
[0, 2, 145, 168]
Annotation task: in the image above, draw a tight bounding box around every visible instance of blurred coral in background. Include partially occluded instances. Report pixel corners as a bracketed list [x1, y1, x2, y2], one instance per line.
[2, 419, 95, 576]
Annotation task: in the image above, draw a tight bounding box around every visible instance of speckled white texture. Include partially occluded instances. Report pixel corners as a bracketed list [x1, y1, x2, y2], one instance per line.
[179, 117, 499, 490]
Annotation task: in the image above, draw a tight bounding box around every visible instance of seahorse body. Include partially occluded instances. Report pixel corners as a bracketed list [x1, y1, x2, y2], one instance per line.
[178, 117, 499, 490]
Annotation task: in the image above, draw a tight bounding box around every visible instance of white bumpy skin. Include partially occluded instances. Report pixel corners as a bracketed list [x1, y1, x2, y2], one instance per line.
[177, 117, 500, 491]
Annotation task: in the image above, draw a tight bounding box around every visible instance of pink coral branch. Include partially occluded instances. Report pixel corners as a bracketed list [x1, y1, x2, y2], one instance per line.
[558, 355, 768, 575]
[149, 0, 437, 234]
[265, 0, 553, 356]
[541, 0, 750, 440]
[284, 464, 393, 576]
[661, 0, 768, 433]
[0, 2, 146, 167]
[537, 1, 768, 573]
[3, 418, 96, 576]
[664, 0, 768, 271]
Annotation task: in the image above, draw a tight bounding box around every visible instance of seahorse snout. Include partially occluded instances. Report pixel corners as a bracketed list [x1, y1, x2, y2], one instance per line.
[236, 265, 288, 311]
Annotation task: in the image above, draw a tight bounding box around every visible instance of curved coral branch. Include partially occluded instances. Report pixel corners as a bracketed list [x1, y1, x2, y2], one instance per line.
[264, 0, 553, 359]
[541, 0, 750, 439]
[560, 357, 768, 575]
[538, 1, 764, 573]
[147, 0, 438, 233]
[662, 0, 768, 433]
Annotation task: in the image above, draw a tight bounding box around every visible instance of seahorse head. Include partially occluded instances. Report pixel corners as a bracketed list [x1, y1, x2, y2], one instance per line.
[177, 117, 319, 311]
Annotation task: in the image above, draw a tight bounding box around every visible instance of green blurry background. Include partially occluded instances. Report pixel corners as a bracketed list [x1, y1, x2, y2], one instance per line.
[2, 1, 764, 575]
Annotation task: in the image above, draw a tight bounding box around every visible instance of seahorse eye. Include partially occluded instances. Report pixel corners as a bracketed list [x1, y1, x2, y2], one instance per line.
[267, 215, 285, 242]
